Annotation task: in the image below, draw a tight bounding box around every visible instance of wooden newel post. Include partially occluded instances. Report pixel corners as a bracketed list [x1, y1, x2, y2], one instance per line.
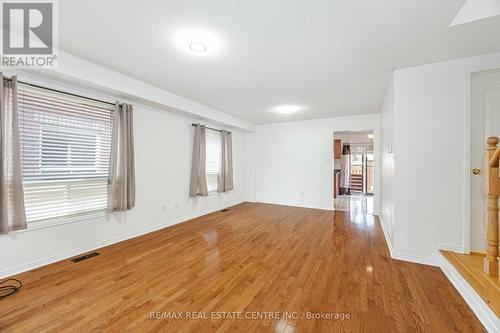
[484, 137, 500, 277]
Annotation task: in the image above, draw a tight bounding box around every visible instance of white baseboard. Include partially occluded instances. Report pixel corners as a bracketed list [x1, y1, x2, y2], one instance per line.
[0, 201, 245, 279]
[255, 200, 333, 211]
[378, 217, 439, 267]
[378, 217, 394, 257]
[439, 243, 466, 253]
[439, 253, 500, 333]
[391, 249, 439, 267]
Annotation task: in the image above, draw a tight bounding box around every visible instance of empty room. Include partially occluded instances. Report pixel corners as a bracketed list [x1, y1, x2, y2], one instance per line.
[1, 0, 500, 332]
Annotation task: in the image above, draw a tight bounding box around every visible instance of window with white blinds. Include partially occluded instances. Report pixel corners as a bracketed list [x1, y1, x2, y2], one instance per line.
[205, 129, 221, 192]
[18, 84, 114, 222]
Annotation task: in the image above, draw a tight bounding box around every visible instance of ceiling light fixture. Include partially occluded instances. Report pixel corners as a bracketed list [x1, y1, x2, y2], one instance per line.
[367, 134, 374, 139]
[189, 42, 207, 53]
[272, 104, 304, 114]
[172, 28, 224, 57]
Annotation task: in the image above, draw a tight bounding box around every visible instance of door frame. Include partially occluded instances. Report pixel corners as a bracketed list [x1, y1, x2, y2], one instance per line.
[332, 130, 377, 210]
[464, 66, 500, 254]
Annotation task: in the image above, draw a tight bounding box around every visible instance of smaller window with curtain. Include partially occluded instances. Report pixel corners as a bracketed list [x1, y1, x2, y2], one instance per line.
[189, 124, 234, 198]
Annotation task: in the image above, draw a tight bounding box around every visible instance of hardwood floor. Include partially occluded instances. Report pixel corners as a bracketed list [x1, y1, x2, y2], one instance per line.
[334, 194, 374, 214]
[0, 203, 485, 332]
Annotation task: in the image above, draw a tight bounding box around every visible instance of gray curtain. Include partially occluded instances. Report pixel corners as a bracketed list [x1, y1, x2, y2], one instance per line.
[0, 74, 27, 233]
[217, 131, 233, 192]
[190, 124, 208, 197]
[108, 102, 135, 212]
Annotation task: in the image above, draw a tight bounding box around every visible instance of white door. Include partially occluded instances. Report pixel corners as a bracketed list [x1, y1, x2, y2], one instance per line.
[470, 70, 500, 252]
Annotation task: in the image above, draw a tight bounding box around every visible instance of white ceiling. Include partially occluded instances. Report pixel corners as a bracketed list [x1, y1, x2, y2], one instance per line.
[450, 0, 500, 26]
[335, 131, 374, 145]
[59, 0, 500, 124]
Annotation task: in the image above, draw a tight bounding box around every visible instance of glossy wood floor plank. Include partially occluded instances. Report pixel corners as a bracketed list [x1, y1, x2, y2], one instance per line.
[0, 203, 485, 332]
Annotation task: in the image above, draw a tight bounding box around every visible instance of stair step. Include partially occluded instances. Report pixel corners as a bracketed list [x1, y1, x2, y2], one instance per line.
[441, 250, 500, 317]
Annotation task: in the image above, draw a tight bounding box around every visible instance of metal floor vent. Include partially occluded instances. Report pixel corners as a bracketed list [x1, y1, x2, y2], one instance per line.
[71, 251, 100, 263]
[220, 209, 230, 212]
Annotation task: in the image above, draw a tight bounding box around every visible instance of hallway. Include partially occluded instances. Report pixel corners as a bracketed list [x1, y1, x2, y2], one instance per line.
[334, 194, 374, 214]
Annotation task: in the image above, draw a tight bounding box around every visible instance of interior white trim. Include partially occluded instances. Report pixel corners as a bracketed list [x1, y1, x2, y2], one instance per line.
[379, 216, 439, 267]
[379, 216, 394, 257]
[391, 249, 439, 267]
[439, 243, 466, 253]
[464, 68, 472, 254]
[332, 127, 381, 216]
[0, 201, 245, 279]
[464, 65, 500, 255]
[255, 200, 333, 211]
[439, 253, 500, 333]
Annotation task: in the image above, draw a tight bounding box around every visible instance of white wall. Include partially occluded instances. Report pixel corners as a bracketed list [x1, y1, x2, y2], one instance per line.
[244, 133, 257, 203]
[389, 51, 500, 264]
[380, 78, 395, 242]
[255, 114, 381, 213]
[0, 76, 253, 278]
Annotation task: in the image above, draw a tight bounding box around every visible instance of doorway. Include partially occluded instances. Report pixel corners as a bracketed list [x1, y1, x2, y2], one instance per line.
[469, 69, 500, 252]
[333, 131, 375, 214]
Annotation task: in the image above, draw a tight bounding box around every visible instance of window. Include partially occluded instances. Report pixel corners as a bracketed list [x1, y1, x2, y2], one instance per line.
[18, 84, 114, 222]
[205, 129, 221, 192]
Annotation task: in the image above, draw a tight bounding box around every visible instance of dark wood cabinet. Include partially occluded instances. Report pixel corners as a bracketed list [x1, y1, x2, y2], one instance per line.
[333, 139, 342, 198]
[334, 139, 342, 159]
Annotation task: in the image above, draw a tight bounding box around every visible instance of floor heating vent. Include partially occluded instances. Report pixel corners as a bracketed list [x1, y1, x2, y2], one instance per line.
[71, 251, 100, 263]
[220, 209, 230, 212]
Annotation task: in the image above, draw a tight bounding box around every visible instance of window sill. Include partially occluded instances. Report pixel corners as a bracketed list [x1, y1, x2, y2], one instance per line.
[208, 190, 224, 196]
[17, 210, 108, 233]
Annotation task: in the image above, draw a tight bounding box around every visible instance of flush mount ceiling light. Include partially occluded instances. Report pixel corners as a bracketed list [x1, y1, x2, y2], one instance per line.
[189, 42, 207, 53]
[172, 28, 224, 57]
[272, 104, 304, 114]
[367, 134, 374, 139]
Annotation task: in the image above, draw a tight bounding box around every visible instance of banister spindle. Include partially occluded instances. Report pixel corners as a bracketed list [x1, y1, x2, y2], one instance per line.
[484, 137, 500, 277]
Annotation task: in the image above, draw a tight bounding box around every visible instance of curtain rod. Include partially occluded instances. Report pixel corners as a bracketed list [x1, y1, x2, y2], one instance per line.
[192, 123, 231, 133]
[2, 76, 115, 106]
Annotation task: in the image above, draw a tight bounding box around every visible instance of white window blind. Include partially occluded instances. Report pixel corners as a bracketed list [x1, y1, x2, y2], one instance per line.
[205, 129, 221, 192]
[18, 84, 114, 222]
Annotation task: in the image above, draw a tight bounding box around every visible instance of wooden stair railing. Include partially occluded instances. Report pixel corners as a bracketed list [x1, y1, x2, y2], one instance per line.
[485, 137, 500, 277]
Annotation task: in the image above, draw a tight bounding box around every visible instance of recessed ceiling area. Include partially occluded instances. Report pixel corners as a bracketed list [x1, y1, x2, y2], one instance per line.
[450, 0, 500, 26]
[58, 0, 500, 124]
